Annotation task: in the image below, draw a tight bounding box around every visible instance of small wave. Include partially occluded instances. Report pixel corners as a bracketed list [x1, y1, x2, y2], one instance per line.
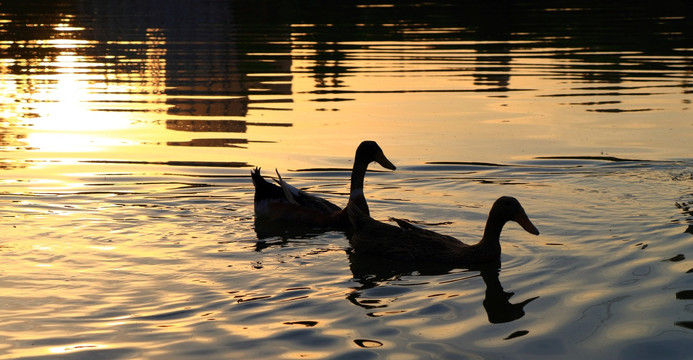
[534, 155, 649, 162]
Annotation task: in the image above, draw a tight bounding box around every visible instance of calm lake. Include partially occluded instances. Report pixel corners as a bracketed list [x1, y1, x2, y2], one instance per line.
[1, 1, 693, 359]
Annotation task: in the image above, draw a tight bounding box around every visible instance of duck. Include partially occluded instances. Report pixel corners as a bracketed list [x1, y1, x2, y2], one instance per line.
[251, 140, 396, 229]
[347, 196, 539, 266]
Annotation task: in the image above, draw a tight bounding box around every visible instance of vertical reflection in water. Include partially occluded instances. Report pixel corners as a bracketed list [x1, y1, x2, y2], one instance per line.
[0, 1, 297, 166]
[347, 253, 538, 324]
[470, 3, 513, 90]
[0, 1, 109, 156]
[1, 1, 691, 164]
[86, 1, 295, 149]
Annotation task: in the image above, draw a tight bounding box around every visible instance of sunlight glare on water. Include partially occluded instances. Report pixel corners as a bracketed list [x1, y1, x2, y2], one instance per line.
[1, 1, 693, 359]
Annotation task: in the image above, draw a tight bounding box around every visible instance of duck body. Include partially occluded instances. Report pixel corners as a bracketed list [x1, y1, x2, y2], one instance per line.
[348, 196, 539, 266]
[251, 141, 396, 229]
[251, 168, 345, 227]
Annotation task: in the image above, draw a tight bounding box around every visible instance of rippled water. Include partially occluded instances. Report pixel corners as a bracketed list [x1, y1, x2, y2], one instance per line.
[1, 1, 693, 359]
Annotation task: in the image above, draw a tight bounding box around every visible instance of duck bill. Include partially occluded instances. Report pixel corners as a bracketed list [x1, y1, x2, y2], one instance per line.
[514, 212, 539, 235]
[375, 152, 396, 170]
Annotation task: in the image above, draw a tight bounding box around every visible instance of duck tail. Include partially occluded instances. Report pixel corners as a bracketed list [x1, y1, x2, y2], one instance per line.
[250, 167, 266, 187]
[251, 167, 284, 201]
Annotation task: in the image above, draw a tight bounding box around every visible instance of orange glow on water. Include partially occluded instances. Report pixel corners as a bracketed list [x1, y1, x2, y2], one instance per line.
[2, 3, 693, 360]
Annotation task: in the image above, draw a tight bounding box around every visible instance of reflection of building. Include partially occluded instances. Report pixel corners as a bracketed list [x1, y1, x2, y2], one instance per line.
[165, 119, 290, 148]
[84, 0, 294, 147]
[167, 138, 249, 148]
[3, 0, 690, 155]
[165, 119, 250, 148]
[473, 50, 511, 89]
[166, 120, 249, 133]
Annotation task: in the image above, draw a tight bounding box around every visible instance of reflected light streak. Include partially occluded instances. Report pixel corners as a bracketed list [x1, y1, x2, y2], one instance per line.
[29, 54, 130, 132]
[49, 344, 104, 354]
[18, 32, 168, 155]
[0, 13, 170, 157]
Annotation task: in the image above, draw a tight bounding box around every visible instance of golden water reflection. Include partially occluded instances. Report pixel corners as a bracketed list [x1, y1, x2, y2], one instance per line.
[1, 3, 693, 359]
[1, 2, 295, 168]
[1, 1, 691, 170]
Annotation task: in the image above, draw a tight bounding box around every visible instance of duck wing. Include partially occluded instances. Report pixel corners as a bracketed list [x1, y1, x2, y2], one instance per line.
[391, 217, 422, 232]
[392, 217, 466, 243]
[348, 205, 406, 250]
[274, 169, 341, 213]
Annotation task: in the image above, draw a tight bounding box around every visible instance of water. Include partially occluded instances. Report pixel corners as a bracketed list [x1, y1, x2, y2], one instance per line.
[1, 1, 692, 359]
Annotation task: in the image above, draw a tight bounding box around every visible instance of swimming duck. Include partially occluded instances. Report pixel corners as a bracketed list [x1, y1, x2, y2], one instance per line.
[347, 196, 539, 265]
[251, 141, 396, 229]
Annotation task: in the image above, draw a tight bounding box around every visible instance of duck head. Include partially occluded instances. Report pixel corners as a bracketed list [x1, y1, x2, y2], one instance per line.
[491, 196, 540, 235]
[355, 141, 396, 170]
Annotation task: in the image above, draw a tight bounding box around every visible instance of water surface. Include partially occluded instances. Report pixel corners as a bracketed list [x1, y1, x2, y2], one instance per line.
[1, 1, 693, 359]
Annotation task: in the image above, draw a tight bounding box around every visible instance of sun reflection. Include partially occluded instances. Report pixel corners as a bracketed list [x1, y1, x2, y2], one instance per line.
[30, 59, 115, 132]
[21, 52, 137, 153]
[49, 344, 104, 354]
[0, 6, 177, 160]
[8, 31, 169, 156]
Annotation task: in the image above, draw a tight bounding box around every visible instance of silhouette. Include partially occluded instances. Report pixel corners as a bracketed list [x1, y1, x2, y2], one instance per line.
[251, 141, 395, 230]
[347, 252, 537, 323]
[348, 196, 539, 266]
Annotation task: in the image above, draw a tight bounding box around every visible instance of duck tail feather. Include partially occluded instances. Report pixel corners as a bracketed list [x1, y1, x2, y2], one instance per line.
[275, 169, 300, 205]
[250, 167, 265, 186]
[251, 167, 286, 201]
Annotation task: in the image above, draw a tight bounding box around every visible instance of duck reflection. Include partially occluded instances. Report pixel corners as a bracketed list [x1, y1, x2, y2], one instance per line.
[252, 194, 340, 251]
[347, 252, 538, 324]
[479, 265, 539, 324]
[675, 194, 693, 235]
[253, 217, 335, 249]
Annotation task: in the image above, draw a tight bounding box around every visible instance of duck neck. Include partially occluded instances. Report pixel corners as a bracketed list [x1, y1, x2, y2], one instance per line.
[348, 160, 369, 215]
[479, 215, 505, 253]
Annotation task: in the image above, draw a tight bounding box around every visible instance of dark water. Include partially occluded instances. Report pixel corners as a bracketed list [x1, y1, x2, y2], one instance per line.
[1, 1, 693, 359]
